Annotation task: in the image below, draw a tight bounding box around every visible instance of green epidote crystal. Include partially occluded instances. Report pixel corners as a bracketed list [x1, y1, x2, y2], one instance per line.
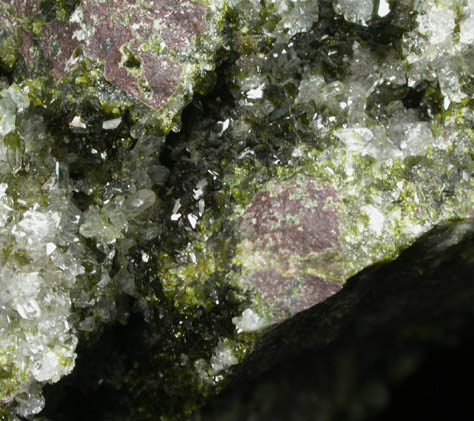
[1, 0, 474, 419]
[156, 0, 474, 327]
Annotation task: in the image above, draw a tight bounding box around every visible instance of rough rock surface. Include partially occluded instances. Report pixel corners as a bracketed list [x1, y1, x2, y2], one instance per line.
[0, 0, 474, 419]
[195, 225, 474, 420]
[0, 0, 224, 129]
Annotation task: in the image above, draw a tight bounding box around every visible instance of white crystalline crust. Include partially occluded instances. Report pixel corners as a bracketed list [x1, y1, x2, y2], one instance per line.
[0, 83, 161, 417]
[233, 0, 473, 163]
[195, 338, 240, 384]
[333, 0, 374, 25]
[231, 0, 320, 42]
[331, 0, 474, 107]
[210, 339, 239, 373]
[0, 86, 81, 417]
[295, 0, 474, 162]
[403, 0, 474, 104]
[271, 0, 320, 37]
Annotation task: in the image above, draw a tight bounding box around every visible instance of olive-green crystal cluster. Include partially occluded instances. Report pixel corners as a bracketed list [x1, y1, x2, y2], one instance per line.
[162, 0, 474, 327]
[1, 0, 474, 419]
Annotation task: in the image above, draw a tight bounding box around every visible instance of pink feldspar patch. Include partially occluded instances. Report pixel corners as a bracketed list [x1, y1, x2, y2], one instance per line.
[239, 177, 343, 321]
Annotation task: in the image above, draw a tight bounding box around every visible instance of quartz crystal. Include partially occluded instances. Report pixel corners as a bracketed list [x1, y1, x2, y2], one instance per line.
[333, 0, 374, 25]
[0, 86, 82, 415]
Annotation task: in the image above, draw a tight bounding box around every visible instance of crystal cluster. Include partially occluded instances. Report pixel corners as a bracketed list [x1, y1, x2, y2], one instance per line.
[160, 0, 474, 328]
[0, 0, 227, 130]
[0, 81, 169, 418]
[0, 0, 474, 419]
[0, 85, 81, 416]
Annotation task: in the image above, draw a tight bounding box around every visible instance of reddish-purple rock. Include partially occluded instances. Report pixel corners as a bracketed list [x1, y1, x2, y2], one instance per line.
[0, 0, 221, 113]
[237, 176, 344, 322]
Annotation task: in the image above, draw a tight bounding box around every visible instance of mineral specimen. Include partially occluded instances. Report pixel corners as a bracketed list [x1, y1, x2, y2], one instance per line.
[1, 0, 474, 419]
[196, 224, 474, 420]
[0, 0, 226, 417]
[0, 0, 225, 129]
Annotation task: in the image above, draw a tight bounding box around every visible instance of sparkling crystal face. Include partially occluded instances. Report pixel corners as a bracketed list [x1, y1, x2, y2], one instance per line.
[333, 0, 374, 25]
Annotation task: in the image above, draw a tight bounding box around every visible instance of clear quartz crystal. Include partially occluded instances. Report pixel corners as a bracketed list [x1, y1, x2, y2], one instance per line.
[15, 384, 45, 417]
[123, 189, 156, 218]
[0, 95, 17, 136]
[0, 75, 164, 415]
[210, 339, 238, 373]
[333, 0, 374, 25]
[273, 0, 319, 37]
[0, 85, 91, 417]
[460, 0, 474, 45]
[403, 0, 470, 104]
[15, 298, 42, 319]
[32, 349, 64, 382]
[232, 308, 269, 332]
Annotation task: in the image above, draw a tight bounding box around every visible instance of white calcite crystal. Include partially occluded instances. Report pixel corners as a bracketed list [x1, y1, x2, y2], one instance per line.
[210, 339, 239, 373]
[272, 0, 319, 37]
[0, 85, 85, 416]
[195, 338, 240, 384]
[0, 81, 161, 417]
[333, 0, 374, 25]
[102, 117, 122, 131]
[232, 308, 269, 332]
[403, 0, 474, 104]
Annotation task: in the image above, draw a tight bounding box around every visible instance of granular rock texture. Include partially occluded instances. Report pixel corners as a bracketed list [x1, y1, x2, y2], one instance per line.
[0, 0, 224, 128]
[237, 177, 343, 322]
